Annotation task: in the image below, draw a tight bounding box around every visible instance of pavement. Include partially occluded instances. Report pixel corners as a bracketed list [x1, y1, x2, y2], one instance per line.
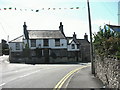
[66, 65, 104, 89]
[0, 55, 9, 64]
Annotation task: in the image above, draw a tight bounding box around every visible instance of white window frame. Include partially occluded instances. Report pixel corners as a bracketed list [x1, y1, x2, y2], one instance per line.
[71, 44, 75, 49]
[55, 39, 60, 46]
[16, 43, 20, 50]
[43, 39, 49, 46]
[31, 39, 36, 47]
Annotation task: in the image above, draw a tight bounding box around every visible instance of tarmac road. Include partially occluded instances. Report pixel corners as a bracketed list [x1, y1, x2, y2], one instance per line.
[1, 61, 88, 88]
[0, 56, 103, 89]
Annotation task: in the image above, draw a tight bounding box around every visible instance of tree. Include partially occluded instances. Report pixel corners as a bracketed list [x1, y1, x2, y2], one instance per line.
[93, 25, 120, 59]
[2, 39, 9, 55]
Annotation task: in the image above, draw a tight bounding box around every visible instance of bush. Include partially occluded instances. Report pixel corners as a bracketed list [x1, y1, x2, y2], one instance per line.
[93, 25, 120, 59]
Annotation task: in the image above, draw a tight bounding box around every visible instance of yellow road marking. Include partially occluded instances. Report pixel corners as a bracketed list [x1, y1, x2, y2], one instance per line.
[53, 65, 90, 90]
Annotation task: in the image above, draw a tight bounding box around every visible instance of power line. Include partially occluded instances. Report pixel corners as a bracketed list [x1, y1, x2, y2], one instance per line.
[102, 2, 117, 19]
[0, 22, 7, 35]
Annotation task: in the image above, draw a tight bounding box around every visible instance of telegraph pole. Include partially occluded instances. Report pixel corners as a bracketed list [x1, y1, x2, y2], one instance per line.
[87, 0, 95, 74]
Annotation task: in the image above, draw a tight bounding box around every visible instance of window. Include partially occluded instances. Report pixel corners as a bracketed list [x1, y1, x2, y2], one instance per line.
[77, 44, 79, 49]
[55, 39, 60, 46]
[71, 44, 75, 49]
[31, 40, 36, 47]
[43, 39, 49, 46]
[16, 43, 20, 50]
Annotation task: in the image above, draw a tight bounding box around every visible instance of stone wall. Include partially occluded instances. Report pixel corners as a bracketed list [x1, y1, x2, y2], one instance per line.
[9, 49, 83, 63]
[94, 56, 120, 88]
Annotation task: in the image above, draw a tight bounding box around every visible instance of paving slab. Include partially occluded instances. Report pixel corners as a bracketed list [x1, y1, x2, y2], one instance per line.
[67, 66, 104, 88]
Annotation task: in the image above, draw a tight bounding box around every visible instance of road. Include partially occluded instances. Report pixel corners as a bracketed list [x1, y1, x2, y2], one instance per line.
[0, 56, 89, 88]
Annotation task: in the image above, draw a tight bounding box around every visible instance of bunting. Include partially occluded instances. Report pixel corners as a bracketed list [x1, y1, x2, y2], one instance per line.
[0, 7, 80, 12]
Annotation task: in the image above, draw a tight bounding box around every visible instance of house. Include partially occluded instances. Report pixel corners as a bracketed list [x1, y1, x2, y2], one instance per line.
[106, 24, 120, 32]
[67, 33, 90, 62]
[9, 22, 90, 63]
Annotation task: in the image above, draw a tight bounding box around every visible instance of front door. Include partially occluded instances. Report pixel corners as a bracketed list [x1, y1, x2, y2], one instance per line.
[43, 48, 49, 63]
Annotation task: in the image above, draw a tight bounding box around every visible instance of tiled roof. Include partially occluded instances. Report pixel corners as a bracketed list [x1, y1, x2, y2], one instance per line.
[106, 24, 120, 32]
[66, 37, 73, 44]
[28, 30, 65, 39]
[9, 35, 23, 43]
[77, 39, 90, 45]
[66, 37, 79, 45]
[66, 37, 90, 45]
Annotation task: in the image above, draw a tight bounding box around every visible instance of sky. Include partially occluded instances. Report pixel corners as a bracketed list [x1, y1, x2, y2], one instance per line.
[0, 0, 119, 42]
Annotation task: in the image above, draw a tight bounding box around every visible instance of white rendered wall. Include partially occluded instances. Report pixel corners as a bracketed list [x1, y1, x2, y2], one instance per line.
[26, 39, 67, 49]
[9, 43, 23, 52]
[67, 41, 79, 51]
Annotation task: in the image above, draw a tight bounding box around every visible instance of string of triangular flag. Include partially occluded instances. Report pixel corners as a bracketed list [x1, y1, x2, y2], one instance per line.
[0, 7, 80, 12]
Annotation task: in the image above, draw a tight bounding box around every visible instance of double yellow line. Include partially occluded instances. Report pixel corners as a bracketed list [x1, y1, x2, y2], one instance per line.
[53, 65, 90, 90]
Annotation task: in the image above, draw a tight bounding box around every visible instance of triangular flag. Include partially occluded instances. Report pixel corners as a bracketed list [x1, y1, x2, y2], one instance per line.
[48, 8, 50, 10]
[9, 7, 12, 10]
[76, 7, 79, 9]
[70, 7, 74, 9]
[4, 8, 7, 10]
[36, 10, 39, 12]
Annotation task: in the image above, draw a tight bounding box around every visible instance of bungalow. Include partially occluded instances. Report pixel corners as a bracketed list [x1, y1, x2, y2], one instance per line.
[9, 22, 90, 63]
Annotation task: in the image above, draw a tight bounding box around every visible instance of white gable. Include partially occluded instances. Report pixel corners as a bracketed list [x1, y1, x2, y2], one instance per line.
[67, 39, 80, 51]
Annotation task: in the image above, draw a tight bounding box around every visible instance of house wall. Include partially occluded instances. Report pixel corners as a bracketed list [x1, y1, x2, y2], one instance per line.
[95, 56, 120, 88]
[67, 41, 79, 51]
[9, 38, 90, 63]
[23, 39, 67, 49]
[81, 44, 90, 62]
[9, 42, 23, 52]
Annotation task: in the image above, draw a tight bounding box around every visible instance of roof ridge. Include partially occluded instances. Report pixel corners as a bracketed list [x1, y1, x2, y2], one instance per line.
[28, 30, 60, 31]
[9, 35, 23, 42]
[28, 30, 65, 39]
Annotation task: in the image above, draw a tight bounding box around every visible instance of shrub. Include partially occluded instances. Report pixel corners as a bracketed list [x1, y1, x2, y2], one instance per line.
[93, 25, 120, 59]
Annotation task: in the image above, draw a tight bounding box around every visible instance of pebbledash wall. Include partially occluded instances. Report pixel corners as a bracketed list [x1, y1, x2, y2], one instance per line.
[94, 56, 120, 89]
[9, 50, 81, 64]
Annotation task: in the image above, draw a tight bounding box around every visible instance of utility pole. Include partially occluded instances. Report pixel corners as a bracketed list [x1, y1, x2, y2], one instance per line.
[87, 0, 95, 74]
[7, 35, 9, 44]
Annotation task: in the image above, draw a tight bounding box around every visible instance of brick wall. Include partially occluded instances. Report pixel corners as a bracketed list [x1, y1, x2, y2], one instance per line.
[94, 56, 120, 88]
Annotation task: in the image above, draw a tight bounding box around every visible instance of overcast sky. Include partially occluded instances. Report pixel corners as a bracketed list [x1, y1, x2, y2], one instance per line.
[0, 0, 119, 42]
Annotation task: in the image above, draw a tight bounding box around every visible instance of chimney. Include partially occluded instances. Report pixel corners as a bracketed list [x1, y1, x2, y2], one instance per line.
[73, 32, 77, 40]
[84, 33, 88, 41]
[59, 22, 64, 33]
[23, 22, 27, 31]
[23, 22, 29, 39]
